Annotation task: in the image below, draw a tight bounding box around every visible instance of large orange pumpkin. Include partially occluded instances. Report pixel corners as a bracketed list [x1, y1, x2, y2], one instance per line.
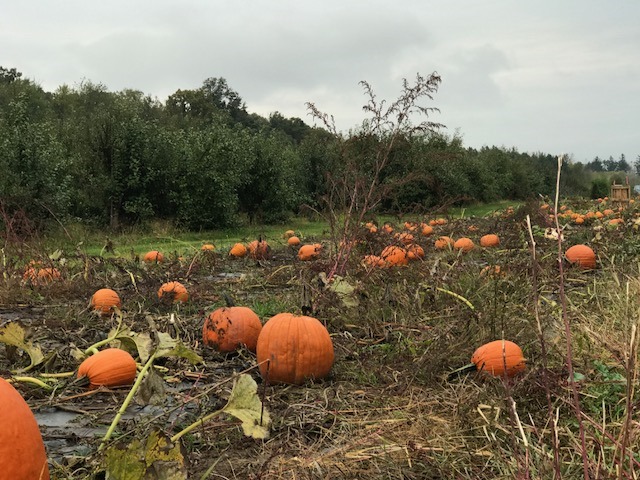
[406, 244, 425, 260]
[420, 223, 434, 236]
[298, 244, 321, 261]
[91, 288, 121, 315]
[248, 238, 271, 260]
[229, 243, 247, 258]
[143, 250, 164, 263]
[471, 340, 526, 377]
[0, 378, 50, 479]
[453, 237, 475, 252]
[479, 234, 500, 248]
[202, 306, 263, 353]
[157, 281, 189, 303]
[77, 348, 137, 388]
[256, 313, 334, 385]
[380, 245, 409, 266]
[565, 244, 596, 269]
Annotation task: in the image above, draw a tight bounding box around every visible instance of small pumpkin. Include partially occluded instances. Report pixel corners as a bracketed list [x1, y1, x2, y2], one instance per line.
[201, 244, 215, 251]
[143, 250, 164, 263]
[395, 232, 414, 245]
[202, 306, 263, 353]
[406, 244, 425, 260]
[380, 245, 409, 266]
[453, 237, 475, 252]
[158, 281, 189, 303]
[479, 234, 500, 248]
[362, 254, 385, 268]
[471, 340, 526, 377]
[256, 313, 334, 385]
[0, 378, 50, 479]
[565, 244, 596, 269]
[382, 223, 394, 234]
[283, 229, 296, 238]
[420, 223, 434, 236]
[287, 236, 301, 247]
[248, 238, 271, 260]
[298, 243, 321, 261]
[229, 243, 248, 258]
[434, 236, 454, 250]
[77, 348, 137, 388]
[36, 267, 61, 283]
[91, 288, 121, 315]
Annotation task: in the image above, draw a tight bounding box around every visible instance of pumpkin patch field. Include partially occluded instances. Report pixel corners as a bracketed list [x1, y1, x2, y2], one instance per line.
[2, 198, 640, 479]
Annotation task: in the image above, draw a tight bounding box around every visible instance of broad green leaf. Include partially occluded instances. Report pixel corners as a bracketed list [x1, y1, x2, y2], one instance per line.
[155, 331, 203, 365]
[108, 327, 154, 363]
[223, 374, 270, 439]
[103, 430, 187, 479]
[327, 275, 359, 308]
[0, 322, 44, 373]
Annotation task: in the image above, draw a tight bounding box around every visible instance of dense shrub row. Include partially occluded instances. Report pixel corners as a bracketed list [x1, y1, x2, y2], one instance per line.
[0, 67, 595, 235]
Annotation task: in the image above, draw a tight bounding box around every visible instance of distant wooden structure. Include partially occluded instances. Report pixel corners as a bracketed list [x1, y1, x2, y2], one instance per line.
[610, 177, 631, 206]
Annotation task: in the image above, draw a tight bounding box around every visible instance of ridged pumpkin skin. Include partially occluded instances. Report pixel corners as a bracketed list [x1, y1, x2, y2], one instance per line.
[0, 378, 50, 480]
[143, 250, 164, 263]
[229, 243, 247, 258]
[434, 236, 454, 250]
[565, 244, 596, 269]
[202, 306, 263, 353]
[471, 340, 526, 377]
[380, 245, 409, 266]
[256, 313, 334, 385]
[453, 237, 475, 252]
[480, 234, 500, 248]
[158, 281, 189, 303]
[91, 288, 122, 315]
[78, 348, 137, 388]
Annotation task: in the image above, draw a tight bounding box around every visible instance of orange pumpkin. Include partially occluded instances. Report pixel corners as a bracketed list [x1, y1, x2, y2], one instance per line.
[434, 236, 454, 250]
[362, 254, 385, 268]
[565, 244, 596, 269]
[380, 245, 409, 266]
[283, 229, 296, 238]
[382, 223, 394, 234]
[479, 234, 500, 248]
[453, 237, 474, 252]
[420, 223, 434, 236]
[248, 238, 271, 260]
[287, 236, 301, 246]
[229, 243, 247, 258]
[298, 244, 321, 261]
[143, 250, 164, 263]
[91, 288, 121, 315]
[36, 267, 61, 283]
[202, 306, 263, 353]
[77, 348, 137, 388]
[395, 232, 414, 245]
[406, 244, 425, 260]
[256, 313, 334, 385]
[158, 281, 189, 303]
[0, 378, 50, 479]
[201, 244, 215, 251]
[471, 340, 526, 377]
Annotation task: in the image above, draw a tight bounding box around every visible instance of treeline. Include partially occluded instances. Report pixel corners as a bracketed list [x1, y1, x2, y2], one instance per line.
[0, 66, 599, 234]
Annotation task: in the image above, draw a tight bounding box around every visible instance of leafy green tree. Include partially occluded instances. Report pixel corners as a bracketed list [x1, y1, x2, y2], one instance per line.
[585, 156, 604, 172]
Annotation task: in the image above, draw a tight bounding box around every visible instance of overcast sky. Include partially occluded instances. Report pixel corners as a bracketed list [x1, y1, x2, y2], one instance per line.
[1, 1, 638, 164]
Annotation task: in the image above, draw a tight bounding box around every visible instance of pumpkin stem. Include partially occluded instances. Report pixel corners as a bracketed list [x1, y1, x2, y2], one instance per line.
[301, 283, 313, 316]
[223, 292, 236, 308]
[446, 363, 477, 381]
